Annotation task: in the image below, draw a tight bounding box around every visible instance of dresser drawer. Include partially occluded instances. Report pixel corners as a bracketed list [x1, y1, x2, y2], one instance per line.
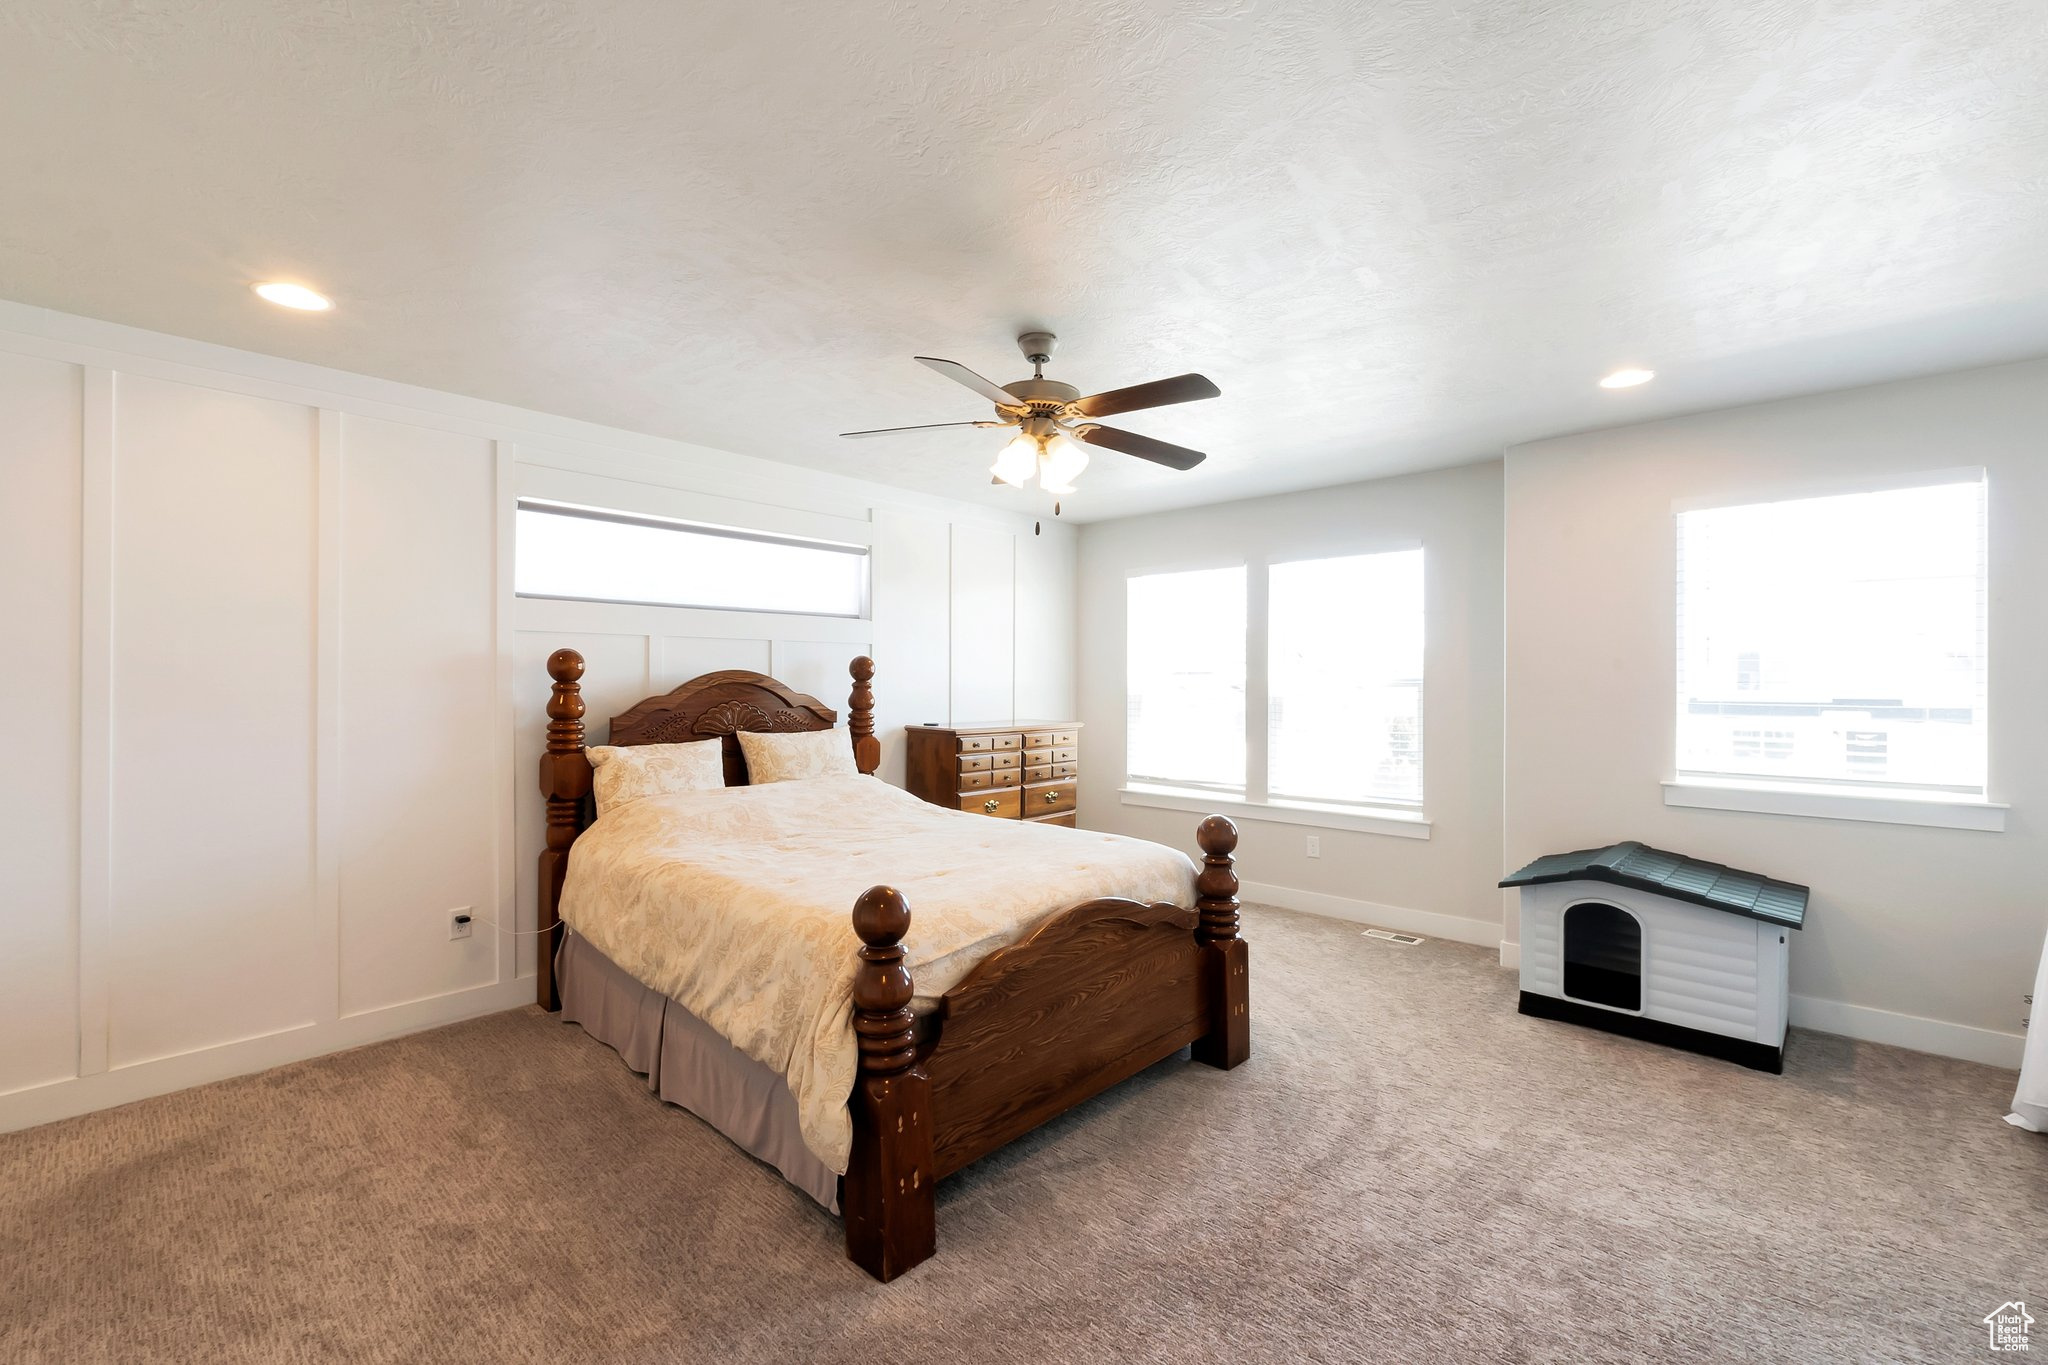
[1022, 729, 1078, 750]
[1045, 745, 1078, 765]
[1024, 780, 1076, 815]
[958, 769, 997, 793]
[1023, 762, 1052, 784]
[1048, 760, 1077, 780]
[957, 733, 996, 754]
[961, 751, 1019, 778]
[1028, 811, 1077, 829]
[960, 787, 1021, 819]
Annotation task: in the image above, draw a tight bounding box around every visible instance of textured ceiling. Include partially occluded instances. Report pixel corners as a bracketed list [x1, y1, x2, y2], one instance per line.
[3, 1, 2046, 521]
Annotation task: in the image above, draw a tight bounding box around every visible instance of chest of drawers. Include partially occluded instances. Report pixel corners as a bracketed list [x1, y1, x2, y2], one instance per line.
[904, 723, 1083, 827]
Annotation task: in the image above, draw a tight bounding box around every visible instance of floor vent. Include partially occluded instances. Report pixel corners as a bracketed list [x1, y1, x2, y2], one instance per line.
[1363, 928, 1424, 945]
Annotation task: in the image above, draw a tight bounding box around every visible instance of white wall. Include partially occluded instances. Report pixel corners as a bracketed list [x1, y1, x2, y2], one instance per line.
[1075, 461, 1505, 942]
[1504, 358, 2048, 1066]
[0, 300, 1075, 1131]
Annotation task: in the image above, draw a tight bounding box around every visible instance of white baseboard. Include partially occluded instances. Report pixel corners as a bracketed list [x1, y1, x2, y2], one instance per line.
[1238, 880, 1498, 948]
[1789, 993, 2025, 1070]
[1475, 939, 2019, 1070]
[0, 977, 533, 1135]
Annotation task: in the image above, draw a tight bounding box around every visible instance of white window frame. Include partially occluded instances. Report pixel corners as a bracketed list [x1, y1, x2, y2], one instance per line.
[1663, 469, 2004, 833]
[1119, 552, 1433, 841]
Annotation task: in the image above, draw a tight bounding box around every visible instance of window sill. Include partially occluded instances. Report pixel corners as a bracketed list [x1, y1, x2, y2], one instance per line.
[1661, 780, 2007, 832]
[1119, 786, 1432, 840]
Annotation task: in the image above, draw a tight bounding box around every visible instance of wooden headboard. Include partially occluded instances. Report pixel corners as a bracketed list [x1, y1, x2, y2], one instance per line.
[534, 651, 881, 1008]
[610, 669, 838, 786]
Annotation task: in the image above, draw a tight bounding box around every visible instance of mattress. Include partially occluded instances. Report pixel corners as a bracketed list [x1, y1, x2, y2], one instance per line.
[557, 773, 1197, 1175]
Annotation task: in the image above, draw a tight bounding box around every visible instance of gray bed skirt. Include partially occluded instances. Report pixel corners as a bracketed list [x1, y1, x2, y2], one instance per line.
[555, 931, 841, 1212]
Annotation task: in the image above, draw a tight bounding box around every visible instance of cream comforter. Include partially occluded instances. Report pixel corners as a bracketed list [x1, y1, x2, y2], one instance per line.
[558, 774, 1198, 1173]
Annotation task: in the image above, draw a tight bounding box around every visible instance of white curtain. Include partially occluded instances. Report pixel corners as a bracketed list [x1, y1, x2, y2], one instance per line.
[2009, 925, 2048, 1132]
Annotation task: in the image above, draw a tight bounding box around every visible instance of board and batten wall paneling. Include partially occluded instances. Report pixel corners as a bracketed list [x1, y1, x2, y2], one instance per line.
[772, 639, 875, 720]
[0, 353, 83, 1095]
[949, 523, 1015, 724]
[658, 636, 770, 690]
[0, 298, 1079, 1131]
[337, 415, 499, 1017]
[107, 375, 321, 1068]
[872, 508, 952, 784]
[1015, 523, 1078, 721]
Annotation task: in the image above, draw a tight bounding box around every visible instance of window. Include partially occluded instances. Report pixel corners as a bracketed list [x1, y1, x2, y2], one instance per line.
[1124, 551, 1430, 834]
[1126, 567, 1246, 791]
[1268, 551, 1425, 805]
[1675, 477, 1986, 798]
[515, 500, 868, 617]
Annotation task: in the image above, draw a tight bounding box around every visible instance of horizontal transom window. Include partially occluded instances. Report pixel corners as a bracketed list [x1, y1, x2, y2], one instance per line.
[515, 499, 868, 618]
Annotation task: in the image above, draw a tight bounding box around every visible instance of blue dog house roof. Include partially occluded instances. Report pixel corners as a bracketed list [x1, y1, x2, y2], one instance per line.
[1499, 841, 1809, 930]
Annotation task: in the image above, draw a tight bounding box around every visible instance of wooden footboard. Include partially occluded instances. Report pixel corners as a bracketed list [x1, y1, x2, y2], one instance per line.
[843, 815, 1247, 1282]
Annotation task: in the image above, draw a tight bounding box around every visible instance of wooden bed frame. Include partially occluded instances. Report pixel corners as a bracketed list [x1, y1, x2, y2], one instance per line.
[536, 649, 1249, 1281]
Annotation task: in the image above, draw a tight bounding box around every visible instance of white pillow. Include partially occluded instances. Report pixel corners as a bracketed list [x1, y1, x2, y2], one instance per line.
[736, 727, 858, 783]
[587, 739, 725, 813]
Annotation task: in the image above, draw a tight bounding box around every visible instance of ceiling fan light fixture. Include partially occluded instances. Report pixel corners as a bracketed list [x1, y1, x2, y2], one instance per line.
[1599, 366, 1654, 389]
[990, 432, 1038, 487]
[1039, 433, 1088, 492]
[869, 335, 1219, 488]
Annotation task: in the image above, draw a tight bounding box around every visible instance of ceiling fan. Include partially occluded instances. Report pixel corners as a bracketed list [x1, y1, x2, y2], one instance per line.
[841, 332, 1219, 501]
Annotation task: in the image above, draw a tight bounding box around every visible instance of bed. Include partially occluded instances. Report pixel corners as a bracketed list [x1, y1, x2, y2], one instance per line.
[536, 650, 1250, 1281]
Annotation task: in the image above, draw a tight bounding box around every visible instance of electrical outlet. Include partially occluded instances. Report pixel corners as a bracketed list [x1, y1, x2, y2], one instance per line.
[1305, 835, 1321, 859]
[449, 908, 473, 941]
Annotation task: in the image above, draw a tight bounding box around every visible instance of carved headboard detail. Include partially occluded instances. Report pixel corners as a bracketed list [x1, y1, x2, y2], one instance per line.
[608, 669, 843, 787]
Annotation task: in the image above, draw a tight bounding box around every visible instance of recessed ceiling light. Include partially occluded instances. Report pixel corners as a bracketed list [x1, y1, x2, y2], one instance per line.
[253, 281, 332, 311]
[1599, 366, 1654, 389]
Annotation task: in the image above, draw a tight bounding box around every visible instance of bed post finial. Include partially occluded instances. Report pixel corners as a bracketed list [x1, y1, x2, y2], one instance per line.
[1191, 814, 1250, 1070]
[1194, 815, 1239, 944]
[844, 884, 936, 1281]
[536, 649, 591, 1012]
[849, 655, 880, 775]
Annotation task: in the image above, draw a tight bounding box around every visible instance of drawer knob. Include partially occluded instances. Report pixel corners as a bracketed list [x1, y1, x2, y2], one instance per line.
[983, 798, 1000, 814]
[1044, 790, 1059, 804]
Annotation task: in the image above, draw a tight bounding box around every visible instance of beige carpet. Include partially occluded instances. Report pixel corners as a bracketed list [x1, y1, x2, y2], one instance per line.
[2, 905, 2041, 1364]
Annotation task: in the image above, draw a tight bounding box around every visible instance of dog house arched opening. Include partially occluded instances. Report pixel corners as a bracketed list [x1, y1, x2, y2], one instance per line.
[1562, 901, 1641, 1012]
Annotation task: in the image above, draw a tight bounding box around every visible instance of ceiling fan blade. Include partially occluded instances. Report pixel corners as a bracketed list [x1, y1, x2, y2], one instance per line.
[840, 421, 999, 438]
[1070, 373, 1220, 419]
[1076, 424, 1206, 471]
[915, 356, 1024, 408]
